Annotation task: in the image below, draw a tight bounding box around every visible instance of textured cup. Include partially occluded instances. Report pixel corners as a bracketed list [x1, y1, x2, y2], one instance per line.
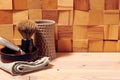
[34, 20, 56, 60]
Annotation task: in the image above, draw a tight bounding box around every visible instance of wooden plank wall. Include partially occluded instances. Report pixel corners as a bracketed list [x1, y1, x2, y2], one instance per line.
[0, 0, 120, 52]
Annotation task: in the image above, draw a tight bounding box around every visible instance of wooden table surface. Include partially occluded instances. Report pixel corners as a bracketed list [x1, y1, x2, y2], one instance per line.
[1, 53, 120, 80]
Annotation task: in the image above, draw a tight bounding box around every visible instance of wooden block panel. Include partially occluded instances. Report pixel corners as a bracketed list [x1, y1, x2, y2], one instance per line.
[13, 10, 28, 25]
[74, 0, 90, 11]
[41, 0, 57, 9]
[29, 9, 42, 20]
[58, 25, 73, 40]
[0, 11, 13, 24]
[89, 0, 104, 10]
[28, 0, 41, 9]
[58, 10, 73, 25]
[42, 10, 58, 23]
[87, 25, 104, 40]
[105, 0, 119, 10]
[73, 39, 88, 52]
[58, 0, 73, 10]
[0, 24, 13, 41]
[104, 25, 118, 40]
[104, 41, 117, 52]
[0, 0, 12, 10]
[58, 39, 72, 52]
[89, 40, 103, 52]
[104, 10, 119, 24]
[73, 25, 88, 40]
[73, 10, 89, 25]
[89, 10, 104, 25]
[13, 0, 28, 10]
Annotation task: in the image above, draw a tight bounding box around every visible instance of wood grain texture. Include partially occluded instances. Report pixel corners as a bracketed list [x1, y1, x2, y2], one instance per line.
[42, 10, 58, 23]
[1, 53, 120, 79]
[74, 0, 90, 11]
[58, 10, 72, 25]
[89, 10, 104, 25]
[74, 10, 89, 25]
[89, 40, 103, 52]
[73, 39, 88, 52]
[104, 41, 117, 52]
[58, 25, 72, 40]
[0, 11, 13, 24]
[90, 0, 104, 10]
[58, 39, 72, 52]
[104, 25, 118, 40]
[58, 0, 73, 10]
[13, 0, 28, 10]
[0, 0, 12, 10]
[104, 10, 119, 24]
[105, 0, 119, 10]
[28, 0, 42, 9]
[73, 25, 88, 40]
[0, 24, 13, 41]
[41, 0, 57, 9]
[87, 25, 104, 40]
[29, 9, 42, 20]
[13, 10, 28, 25]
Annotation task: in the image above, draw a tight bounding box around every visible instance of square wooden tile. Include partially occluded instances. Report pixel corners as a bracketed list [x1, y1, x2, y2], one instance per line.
[105, 0, 119, 10]
[73, 39, 88, 52]
[0, 10, 13, 24]
[0, 24, 13, 41]
[88, 25, 104, 40]
[28, 0, 41, 9]
[104, 10, 119, 24]
[58, 10, 73, 25]
[104, 25, 118, 40]
[74, 0, 90, 11]
[13, 0, 28, 10]
[42, 10, 58, 23]
[57, 25, 73, 40]
[0, 0, 12, 10]
[104, 41, 117, 52]
[73, 10, 89, 25]
[89, 10, 104, 25]
[29, 9, 42, 20]
[89, 40, 103, 52]
[90, 0, 104, 10]
[13, 10, 28, 25]
[41, 0, 57, 9]
[58, 0, 73, 10]
[73, 25, 88, 40]
[58, 39, 72, 52]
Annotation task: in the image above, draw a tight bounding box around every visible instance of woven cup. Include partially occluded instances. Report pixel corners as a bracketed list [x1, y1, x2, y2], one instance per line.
[34, 20, 56, 60]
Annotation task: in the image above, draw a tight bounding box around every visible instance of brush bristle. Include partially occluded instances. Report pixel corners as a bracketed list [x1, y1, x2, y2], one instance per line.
[17, 20, 37, 39]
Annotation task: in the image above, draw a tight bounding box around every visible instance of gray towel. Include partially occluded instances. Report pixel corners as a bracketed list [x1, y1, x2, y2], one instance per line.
[0, 57, 50, 75]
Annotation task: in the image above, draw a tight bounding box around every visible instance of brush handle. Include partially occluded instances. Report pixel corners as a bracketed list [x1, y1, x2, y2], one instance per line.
[0, 37, 25, 55]
[21, 39, 35, 53]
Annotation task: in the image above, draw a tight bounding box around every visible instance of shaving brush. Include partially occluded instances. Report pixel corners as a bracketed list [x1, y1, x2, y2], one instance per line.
[17, 20, 37, 53]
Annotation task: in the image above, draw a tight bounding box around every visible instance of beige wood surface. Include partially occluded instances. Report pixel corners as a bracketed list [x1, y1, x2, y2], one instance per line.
[1, 53, 120, 80]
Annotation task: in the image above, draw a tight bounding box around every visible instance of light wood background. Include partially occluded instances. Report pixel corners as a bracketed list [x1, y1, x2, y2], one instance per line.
[0, 0, 120, 52]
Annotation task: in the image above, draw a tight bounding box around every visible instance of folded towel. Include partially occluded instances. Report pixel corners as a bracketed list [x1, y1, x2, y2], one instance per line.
[0, 57, 49, 75]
